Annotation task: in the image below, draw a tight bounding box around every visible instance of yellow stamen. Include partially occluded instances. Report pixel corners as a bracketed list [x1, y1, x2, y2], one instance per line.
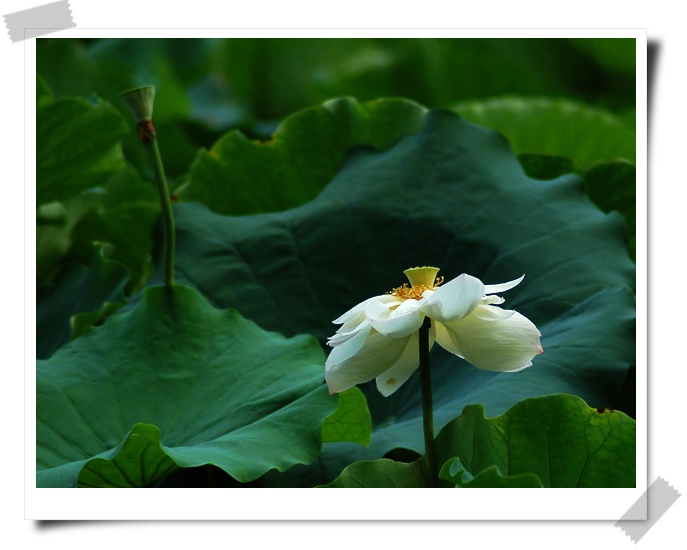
[388, 266, 444, 301]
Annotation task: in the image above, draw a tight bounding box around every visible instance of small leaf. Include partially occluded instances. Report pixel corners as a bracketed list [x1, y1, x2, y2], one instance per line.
[439, 457, 543, 488]
[320, 458, 427, 488]
[324, 395, 632, 488]
[78, 424, 178, 488]
[322, 387, 372, 446]
[435, 394, 636, 488]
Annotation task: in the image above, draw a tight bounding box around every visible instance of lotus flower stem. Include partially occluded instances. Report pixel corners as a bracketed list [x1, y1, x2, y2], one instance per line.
[419, 316, 439, 487]
[147, 136, 175, 287]
[120, 86, 175, 287]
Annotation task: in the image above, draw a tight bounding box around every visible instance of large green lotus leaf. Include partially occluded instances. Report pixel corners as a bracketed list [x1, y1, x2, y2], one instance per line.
[435, 394, 636, 488]
[179, 97, 427, 215]
[452, 96, 635, 169]
[36, 285, 337, 487]
[146, 109, 634, 483]
[37, 94, 129, 205]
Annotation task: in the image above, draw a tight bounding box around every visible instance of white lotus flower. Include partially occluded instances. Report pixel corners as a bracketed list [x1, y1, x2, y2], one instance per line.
[325, 267, 543, 397]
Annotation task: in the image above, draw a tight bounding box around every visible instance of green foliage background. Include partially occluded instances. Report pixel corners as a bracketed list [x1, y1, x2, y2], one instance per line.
[36, 38, 636, 489]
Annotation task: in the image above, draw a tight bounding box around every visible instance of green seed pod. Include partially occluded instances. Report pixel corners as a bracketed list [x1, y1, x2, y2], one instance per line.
[120, 86, 156, 122]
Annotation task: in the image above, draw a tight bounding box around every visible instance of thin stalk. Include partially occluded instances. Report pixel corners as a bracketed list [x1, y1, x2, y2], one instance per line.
[120, 87, 175, 286]
[419, 316, 439, 487]
[147, 129, 175, 287]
